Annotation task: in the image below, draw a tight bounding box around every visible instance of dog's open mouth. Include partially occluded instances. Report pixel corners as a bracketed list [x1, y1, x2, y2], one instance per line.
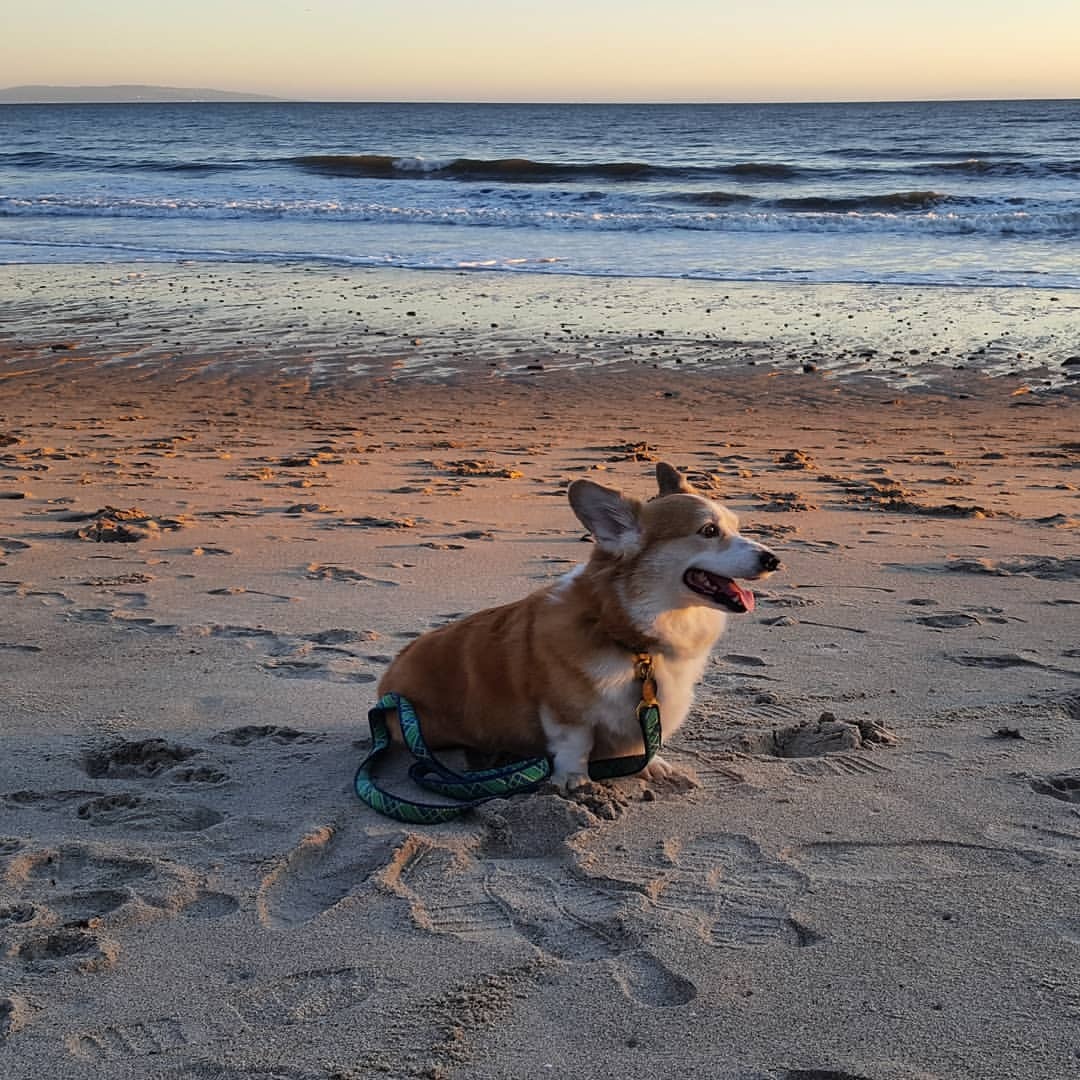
[683, 568, 756, 613]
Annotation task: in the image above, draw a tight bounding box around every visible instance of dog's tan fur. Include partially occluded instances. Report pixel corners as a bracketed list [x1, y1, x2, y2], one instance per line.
[379, 462, 779, 788]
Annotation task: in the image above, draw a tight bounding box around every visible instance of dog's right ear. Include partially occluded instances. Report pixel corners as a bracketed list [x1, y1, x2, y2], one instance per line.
[568, 479, 642, 554]
[656, 462, 695, 496]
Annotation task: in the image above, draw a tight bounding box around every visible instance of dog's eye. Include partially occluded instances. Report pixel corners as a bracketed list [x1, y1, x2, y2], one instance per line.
[698, 523, 720, 539]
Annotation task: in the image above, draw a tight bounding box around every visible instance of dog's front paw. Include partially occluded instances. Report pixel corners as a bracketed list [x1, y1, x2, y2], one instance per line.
[550, 770, 591, 793]
[640, 754, 674, 781]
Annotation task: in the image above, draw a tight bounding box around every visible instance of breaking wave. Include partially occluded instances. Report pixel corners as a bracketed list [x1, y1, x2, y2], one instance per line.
[291, 154, 809, 183]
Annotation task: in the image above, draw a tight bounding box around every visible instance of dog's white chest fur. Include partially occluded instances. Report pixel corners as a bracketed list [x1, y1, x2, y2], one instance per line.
[542, 632, 719, 787]
[574, 609, 725, 751]
[583, 646, 711, 740]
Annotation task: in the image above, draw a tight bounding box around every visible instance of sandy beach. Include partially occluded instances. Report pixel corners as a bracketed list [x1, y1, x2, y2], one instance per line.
[1, 263, 1078, 1080]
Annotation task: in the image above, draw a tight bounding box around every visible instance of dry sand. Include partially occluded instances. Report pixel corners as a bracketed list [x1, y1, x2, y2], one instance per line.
[1, 264, 1078, 1080]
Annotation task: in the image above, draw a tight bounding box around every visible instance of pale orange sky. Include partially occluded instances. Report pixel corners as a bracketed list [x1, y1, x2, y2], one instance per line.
[3, 0, 1078, 102]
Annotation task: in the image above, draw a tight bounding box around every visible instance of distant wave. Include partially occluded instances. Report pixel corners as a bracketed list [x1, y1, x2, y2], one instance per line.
[826, 146, 1035, 161]
[118, 159, 245, 174]
[675, 190, 953, 212]
[914, 158, 1080, 177]
[0, 151, 64, 167]
[723, 162, 801, 180]
[666, 191, 756, 206]
[0, 150, 250, 174]
[770, 191, 954, 212]
[291, 154, 809, 183]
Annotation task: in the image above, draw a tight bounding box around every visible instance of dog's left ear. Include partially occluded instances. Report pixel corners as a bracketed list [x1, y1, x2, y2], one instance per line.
[656, 462, 695, 496]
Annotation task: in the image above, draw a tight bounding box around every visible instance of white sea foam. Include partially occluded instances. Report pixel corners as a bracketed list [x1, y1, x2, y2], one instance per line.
[1, 193, 1076, 240]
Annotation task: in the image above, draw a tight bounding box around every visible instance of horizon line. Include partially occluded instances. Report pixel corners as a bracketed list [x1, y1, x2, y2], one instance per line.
[1, 88, 1077, 108]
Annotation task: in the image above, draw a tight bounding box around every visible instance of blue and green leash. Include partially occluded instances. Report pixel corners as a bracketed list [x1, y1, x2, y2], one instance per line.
[354, 654, 662, 823]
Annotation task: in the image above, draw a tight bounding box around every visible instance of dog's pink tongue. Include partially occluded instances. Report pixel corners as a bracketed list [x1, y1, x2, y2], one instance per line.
[730, 581, 755, 613]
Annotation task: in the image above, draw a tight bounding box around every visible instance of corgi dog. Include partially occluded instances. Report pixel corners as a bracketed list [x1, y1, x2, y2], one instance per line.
[378, 462, 780, 790]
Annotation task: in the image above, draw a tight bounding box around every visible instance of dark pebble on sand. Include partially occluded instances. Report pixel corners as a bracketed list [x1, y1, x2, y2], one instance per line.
[802, 362, 818, 373]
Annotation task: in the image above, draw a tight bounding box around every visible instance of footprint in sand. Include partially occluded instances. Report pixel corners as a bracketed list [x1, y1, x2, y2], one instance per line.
[0, 902, 36, 926]
[309, 627, 381, 644]
[3, 841, 238, 971]
[66, 607, 178, 634]
[387, 831, 696, 1008]
[207, 585, 298, 602]
[180, 890, 240, 919]
[890, 554, 1080, 580]
[4, 844, 155, 890]
[260, 658, 376, 683]
[1029, 772, 1080, 804]
[13, 928, 119, 973]
[82, 737, 198, 779]
[914, 612, 982, 629]
[338, 514, 417, 529]
[485, 863, 697, 1007]
[685, 711, 896, 782]
[0, 995, 36, 1043]
[591, 832, 818, 951]
[206, 624, 281, 645]
[78, 737, 230, 786]
[305, 563, 399, 587]
[0, 537, 31, 557]
[785, 839, 1045, 885]
[236, 965, 377, 1025]
[75, 793, 223, 832]
[64, 1016, 230, 1065]
[1, 848, 141, 974]
[212, 724, 324, 747]
[947, 652, 1080, 679]
[984, 822, 1080, 857]
[168, 764, 230, 786]
[256, 824, 398, 929]
[48, 887, 132, 922]
[4, 790, 103, 811]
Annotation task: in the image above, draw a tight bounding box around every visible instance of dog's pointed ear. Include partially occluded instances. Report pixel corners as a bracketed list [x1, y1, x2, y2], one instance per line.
[568, 479, 642, 554]
[656, 462, 694, 496]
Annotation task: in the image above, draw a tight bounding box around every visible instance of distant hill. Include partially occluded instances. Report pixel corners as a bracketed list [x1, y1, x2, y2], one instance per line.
[0, 84, 283, 103]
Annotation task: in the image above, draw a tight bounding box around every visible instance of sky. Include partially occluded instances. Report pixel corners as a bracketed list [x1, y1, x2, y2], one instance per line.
[3, 0, 1078, 102]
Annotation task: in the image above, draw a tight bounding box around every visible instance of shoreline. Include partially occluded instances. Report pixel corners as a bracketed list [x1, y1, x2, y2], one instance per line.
[2, 261, 1079, 390]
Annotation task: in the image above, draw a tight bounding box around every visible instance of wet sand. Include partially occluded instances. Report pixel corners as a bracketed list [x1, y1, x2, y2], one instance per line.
[1, 263, 1078, 1079]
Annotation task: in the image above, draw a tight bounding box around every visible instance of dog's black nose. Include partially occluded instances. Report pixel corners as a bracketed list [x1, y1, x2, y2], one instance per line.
[759, 549, 781, 572]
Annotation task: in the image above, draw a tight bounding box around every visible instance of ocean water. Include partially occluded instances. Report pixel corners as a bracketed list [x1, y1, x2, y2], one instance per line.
[0, 100, 1077, 288]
